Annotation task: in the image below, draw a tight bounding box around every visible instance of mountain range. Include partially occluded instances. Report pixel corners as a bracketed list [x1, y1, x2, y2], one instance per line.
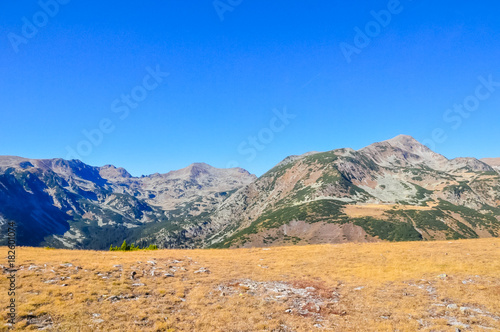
[1, 135, 499, 249]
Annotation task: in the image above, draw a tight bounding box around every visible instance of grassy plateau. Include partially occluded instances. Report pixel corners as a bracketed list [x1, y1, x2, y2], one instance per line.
[1, 238, 500, 331]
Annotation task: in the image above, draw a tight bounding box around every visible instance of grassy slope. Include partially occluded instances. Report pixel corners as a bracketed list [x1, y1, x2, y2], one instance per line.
[2, 238, 500, 331]
[215, 197, 500, 248]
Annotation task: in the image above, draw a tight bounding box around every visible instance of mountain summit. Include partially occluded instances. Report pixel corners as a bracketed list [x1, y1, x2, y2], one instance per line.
[359, 134, 449, 170]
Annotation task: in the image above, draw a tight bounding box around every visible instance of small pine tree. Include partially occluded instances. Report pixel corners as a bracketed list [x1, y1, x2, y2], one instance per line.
[109, 244, 114, 251]
[120, 240, 128, 251]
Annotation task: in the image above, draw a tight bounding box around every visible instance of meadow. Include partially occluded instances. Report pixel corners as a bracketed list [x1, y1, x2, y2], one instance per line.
[2, 238, 500, 331]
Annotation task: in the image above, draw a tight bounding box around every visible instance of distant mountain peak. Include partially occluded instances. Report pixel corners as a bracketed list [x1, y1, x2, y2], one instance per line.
[186, 163, 213, 177]
[99, 164, 132, 179]
[481, 158, 500, 167]
[359, 134, 448, 169]
[385, 134, 420, 145]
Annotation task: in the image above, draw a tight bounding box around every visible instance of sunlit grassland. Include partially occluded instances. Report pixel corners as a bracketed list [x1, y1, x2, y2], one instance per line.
[1, 238, 499, 331]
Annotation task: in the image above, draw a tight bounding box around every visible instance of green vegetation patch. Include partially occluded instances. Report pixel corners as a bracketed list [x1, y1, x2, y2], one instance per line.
[353, 218, 422, 242]
[213, 199, 348, 248]
[110, 240, 158, 251]
[303, 151, 339, 165]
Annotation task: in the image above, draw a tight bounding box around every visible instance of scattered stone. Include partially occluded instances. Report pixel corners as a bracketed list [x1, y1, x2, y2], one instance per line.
[438, 273, 447, 279]
[44, 279, 58, 284]
[26, 314, 53, 329]
[164, 273, 175, 278]
[93, 319, 104, 324]
[107, 294, 136, 302]
[194, 267, 210, 274]
[147, 261, 156, 265]
[218, 279, 340, 320]
[132, 283, 145, 287]
[130, 271, 137, 280]
[60, 263, 73, 267]
[446, 317, 469, 329]
[447, 304, 458, 310]
[353, 286, 364, 291]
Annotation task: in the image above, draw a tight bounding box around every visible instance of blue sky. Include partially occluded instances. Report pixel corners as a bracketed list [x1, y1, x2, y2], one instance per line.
[1, 1, 500, 176]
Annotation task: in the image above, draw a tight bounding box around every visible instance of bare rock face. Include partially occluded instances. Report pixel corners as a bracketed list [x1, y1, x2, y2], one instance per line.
[359, 134, 449, 170]
[137, 163, 256, 212]
[447, 158, 493, 172]
[99, 165, 132, 181]
[481, 158, 500, 172]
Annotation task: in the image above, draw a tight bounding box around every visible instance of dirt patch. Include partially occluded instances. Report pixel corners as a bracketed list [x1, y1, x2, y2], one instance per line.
[238, 220, 379, 248]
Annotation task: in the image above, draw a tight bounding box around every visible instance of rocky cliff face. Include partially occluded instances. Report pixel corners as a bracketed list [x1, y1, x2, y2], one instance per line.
[1, 135, 499, 249]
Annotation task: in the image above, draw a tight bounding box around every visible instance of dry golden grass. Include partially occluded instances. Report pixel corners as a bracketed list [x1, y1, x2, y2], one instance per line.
[2, 238, 500, 331]
[342, 204, 434, 218]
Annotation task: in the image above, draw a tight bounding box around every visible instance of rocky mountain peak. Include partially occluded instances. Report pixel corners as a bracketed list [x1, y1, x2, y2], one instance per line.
[187, 163, 214, 177]
[359, 135, 448, 169]
[385, 134, 421, 147]
[99, 165, 132, 181]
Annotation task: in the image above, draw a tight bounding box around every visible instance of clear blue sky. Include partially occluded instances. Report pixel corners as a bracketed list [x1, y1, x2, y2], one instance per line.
[1, 1, 500, 176]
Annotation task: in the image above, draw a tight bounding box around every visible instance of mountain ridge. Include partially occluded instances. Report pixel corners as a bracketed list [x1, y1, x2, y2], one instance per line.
[1, 135, 499, 249]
